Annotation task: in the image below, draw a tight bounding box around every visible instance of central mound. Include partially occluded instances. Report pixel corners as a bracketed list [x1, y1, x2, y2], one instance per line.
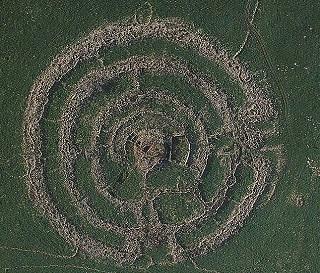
[133, 129, 168, 175]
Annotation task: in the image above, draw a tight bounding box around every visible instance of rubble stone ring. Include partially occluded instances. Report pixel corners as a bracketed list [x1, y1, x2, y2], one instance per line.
[23, 17, 279, 265]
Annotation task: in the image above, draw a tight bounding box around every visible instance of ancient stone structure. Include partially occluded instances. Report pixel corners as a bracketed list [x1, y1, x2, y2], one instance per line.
[22, 17, 284, 266]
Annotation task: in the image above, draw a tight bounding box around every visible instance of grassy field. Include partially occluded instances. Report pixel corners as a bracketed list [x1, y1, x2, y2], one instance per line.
[1, 0, 320, 272]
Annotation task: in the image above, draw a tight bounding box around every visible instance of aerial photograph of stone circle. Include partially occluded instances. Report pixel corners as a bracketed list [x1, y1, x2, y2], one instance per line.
[1, 1, 319, 272]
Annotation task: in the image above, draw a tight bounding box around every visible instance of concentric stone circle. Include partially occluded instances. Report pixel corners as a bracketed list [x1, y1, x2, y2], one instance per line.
[23, 17, 282, 265]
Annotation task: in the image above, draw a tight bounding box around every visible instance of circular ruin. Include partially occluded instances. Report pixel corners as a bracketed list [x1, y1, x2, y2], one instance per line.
[22, 17, 284, 266]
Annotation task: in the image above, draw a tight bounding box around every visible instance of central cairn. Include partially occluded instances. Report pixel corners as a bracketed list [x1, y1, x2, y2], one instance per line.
[23, 17, 284, 267]
[133, 129, 168, 175]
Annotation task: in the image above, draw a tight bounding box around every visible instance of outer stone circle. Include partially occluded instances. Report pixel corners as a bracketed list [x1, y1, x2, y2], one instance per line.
[23, 17, 276, 265]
